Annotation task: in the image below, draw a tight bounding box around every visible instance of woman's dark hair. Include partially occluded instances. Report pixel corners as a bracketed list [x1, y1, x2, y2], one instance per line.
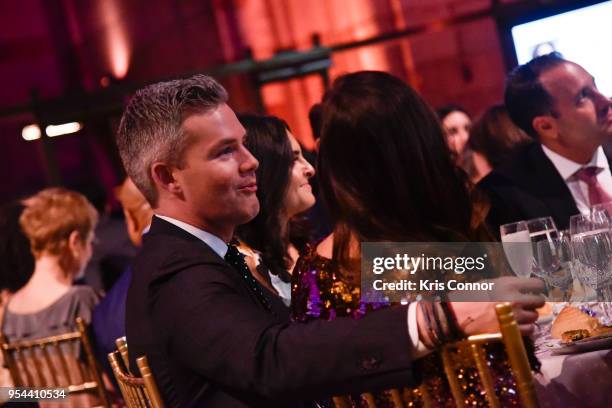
[0, 201, 34, 292]
[236, 114, 309, 282]
[436, 104, 475, 175]
[468, 104, 532, 168]
[319, 71, 491, 271]
[436, 104, 470, 122]
[308, 103, 323, 140]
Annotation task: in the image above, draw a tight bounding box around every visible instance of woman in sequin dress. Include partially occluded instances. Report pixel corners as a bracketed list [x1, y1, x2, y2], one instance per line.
[236, 114, 316, 305]
[291, 71, 542, 407]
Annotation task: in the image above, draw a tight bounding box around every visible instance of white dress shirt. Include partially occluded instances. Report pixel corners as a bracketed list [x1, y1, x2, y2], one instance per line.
[155, 215, 228, 258]
[541, 145, 612, 215]
[236, 245, 292, 307]
[155, 214, 430, 356]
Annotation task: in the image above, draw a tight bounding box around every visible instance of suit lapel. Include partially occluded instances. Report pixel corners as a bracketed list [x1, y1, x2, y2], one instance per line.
[602, 141, 612, 164]
[528, 143, 612, 226]
[496, 143, 578, 229]
[146, 217, 290, 316]
[525, 144, 579, 226]
[526, 144, 612, 225]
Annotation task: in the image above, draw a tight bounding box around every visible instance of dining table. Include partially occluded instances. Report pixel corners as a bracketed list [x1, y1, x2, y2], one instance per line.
[533, 303, 612, 408]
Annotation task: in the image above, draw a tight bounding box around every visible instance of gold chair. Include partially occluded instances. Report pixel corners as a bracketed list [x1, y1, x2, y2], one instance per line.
[108, 351, 164, 408]
[0, 317, 111, 407]
[332, 302, 539, 408]
[440, 302, 540, 408]
[115, 336, 130, 373]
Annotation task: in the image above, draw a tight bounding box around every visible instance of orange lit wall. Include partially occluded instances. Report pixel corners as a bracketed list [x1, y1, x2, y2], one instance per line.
[230, 0, 505, 150]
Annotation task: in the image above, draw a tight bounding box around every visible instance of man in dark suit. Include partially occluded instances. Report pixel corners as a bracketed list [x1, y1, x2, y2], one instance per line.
[479, 53, 612, 234]
[115, 75, 543, 407]
[92, 178, 153, 384]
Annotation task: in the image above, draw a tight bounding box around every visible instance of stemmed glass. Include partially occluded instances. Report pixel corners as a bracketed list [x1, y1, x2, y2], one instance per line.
[500, 221, 532, 278]
[569, 213, 612, 304]
[526, 217, 573, 301]
[589, 203, 612, 321]
[591, 202, 612, 222]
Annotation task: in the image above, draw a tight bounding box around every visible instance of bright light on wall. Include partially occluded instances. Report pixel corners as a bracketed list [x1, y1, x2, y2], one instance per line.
[101, 0, 130, 79]
[22, 122, 83, 141]
[22, 124, 41, 141]
[45, 122, 83, 137]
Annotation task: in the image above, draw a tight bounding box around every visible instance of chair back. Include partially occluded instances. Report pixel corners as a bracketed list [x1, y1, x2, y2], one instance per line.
[0, 317, 111, 407]
[331, 303, 539, 408]
[440, 302, 540, 408]
[115, 336, 130, 373]
[108, 350, 164, 408]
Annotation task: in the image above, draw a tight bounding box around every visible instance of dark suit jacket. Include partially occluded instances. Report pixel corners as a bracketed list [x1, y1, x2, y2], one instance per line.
[478, 142, 612, 236]
[126, 217, 417, 407]
[92, 267, 131, 386]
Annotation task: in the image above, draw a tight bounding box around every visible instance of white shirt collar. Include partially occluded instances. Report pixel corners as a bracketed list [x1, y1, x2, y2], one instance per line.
[541, 145, 608, 181]
[155, 214, 228, 258]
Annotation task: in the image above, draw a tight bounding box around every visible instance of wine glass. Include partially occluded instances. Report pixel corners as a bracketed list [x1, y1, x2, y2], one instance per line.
[526, 217, 572, 301]
[500, 221, 532, 278]
[591, 202, 612, 222]
[588, 204, 612, 319]
[569, 213, 612, 303]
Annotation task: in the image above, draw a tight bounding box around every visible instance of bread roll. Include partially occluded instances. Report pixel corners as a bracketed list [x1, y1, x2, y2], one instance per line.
[551, 306, 601, 339]
[561, 329, 589, 343]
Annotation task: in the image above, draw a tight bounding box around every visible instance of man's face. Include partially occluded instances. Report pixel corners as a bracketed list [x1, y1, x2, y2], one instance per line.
[174, 104, 259, 233]
[539, 62, 612, 151]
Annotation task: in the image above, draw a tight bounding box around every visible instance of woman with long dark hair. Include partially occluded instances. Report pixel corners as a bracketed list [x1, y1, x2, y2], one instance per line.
[322, 84, 487, 265]
[468, 104, 531, 182]
[291, 71, 543, 406]
[437, 104, 478, 180]
[437, 104, 471, 157]
[236, 114, 315, 305]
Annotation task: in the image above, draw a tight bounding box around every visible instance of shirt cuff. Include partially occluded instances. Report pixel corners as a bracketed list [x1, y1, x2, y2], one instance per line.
[408, 301, 432, 358]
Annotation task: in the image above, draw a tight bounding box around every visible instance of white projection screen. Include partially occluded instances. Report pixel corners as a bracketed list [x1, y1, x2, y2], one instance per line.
[511, 0, 612, 97]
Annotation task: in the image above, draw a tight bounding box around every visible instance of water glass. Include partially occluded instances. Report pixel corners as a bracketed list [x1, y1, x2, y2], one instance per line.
[500, 221, 532, 278]
[527, 217, 572, 301]
[569, 213, 612, 301]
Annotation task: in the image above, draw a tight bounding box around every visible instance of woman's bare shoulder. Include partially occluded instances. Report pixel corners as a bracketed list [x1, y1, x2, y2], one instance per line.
[315, 234, 334, 259]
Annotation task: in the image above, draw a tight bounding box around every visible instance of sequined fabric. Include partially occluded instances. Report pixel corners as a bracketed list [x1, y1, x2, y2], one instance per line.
[291, 245, 533, 407]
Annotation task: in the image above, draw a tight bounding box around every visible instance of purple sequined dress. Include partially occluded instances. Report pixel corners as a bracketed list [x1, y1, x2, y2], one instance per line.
[291, 245, 533, 408]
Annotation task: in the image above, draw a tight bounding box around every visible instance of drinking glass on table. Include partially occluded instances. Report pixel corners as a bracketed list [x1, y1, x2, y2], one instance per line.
[591, 202, 612, 222]
[559, 228, 587, 301]
[500, 221, 532, 278]
[584, 206, 612, 319]
[591, 204, 612, 320]
[526, 217, 573, 301]
[569, 213, 612, 303]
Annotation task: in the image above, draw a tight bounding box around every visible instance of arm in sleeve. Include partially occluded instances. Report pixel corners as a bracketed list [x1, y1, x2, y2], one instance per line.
[152, 264, 418, 401]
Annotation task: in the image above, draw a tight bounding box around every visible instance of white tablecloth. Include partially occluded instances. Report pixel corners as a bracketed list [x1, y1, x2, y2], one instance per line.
[534, 310, 612, 408]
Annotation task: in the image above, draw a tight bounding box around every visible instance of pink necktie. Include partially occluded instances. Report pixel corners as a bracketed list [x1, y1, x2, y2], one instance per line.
[574, 166, 612, 206]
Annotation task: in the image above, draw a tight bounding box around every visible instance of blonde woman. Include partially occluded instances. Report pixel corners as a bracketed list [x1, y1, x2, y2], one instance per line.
[2, 188, 101, 406]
